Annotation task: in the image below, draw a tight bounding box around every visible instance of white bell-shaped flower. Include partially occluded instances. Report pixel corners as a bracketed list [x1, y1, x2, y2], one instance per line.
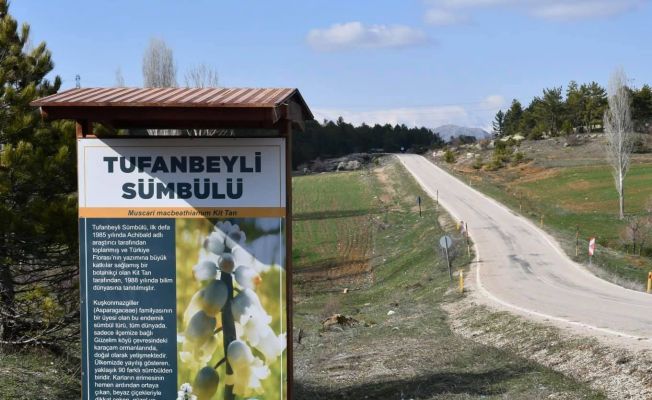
[182, 280, 227, 325]
[232, 289, 272, 327]
[185, 310, 216, 342]
[192, 260, 218, 282]
[178, 333, 218, 371]
[214, 220, 233, 233]
[180, 311, 218, 368]
[204, 231, 226, 256]
[231, 289, 285, 363]
[201, 280, 228, 315]
[247, 324, 286, 364]
[231, 244, 255, 270]
[225, 340, 270, 397]
[230, 234, 281, 274]
[214, 221, 247, 248]
[226, 229, 246, 249]
[233, 265, 262, 290]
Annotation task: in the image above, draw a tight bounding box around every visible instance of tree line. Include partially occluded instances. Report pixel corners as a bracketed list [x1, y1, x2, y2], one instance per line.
[292, 117, 444, 168]
[493, 81, 652, 138]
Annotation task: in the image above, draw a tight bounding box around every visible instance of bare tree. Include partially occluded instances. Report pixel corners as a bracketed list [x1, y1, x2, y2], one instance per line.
[184, 64, 233, 137]
[115, 67, 125, 87]
[620, 215, 651, 255]
[142, 38, 178, 136]
[184, 63, 218, 88]
[604, 67, 634, 220]
[142, 37, 177, 88]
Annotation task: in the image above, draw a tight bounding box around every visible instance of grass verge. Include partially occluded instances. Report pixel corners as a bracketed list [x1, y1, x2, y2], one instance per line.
[0, 345, 80, 399]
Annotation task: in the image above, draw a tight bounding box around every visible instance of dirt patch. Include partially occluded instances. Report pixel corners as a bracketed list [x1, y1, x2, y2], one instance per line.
[374, 166, 397, 206]
[509, 163, 561, 185]
[294, 257, 373, 292]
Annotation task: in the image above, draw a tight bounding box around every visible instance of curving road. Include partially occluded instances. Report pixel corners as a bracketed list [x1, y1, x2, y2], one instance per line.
[398, 154, 652, 341]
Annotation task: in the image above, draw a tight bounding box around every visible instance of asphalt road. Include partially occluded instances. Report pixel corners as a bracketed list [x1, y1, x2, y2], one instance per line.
[398, 154, 652, 341]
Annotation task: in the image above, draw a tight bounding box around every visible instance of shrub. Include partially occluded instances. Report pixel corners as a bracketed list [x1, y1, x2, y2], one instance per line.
[444, 149, 456, 163]
[632, 135, 649, 154]
[562, 120, 574, 136]
[565, 134, 581, 147]
[510, 151, 526, 167]
[484, 158, 502, 171]
[527, 130, 543, 140]
[472, 156, 484, 170]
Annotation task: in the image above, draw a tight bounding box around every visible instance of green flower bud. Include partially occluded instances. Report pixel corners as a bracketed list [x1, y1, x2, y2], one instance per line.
[193, 366, 219, 400]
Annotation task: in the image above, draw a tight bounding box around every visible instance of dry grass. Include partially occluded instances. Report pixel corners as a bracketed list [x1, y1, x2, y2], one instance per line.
[444, 296, 652, 399]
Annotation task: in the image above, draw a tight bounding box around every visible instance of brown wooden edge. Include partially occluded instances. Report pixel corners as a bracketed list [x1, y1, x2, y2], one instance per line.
[278, 105, 294, 400]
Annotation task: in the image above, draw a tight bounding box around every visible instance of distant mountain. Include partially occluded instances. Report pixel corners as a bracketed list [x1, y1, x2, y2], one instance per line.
[434, 124, 490, 141]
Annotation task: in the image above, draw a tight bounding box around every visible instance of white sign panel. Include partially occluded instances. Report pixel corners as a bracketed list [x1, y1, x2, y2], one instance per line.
[78, 137, 285, 210]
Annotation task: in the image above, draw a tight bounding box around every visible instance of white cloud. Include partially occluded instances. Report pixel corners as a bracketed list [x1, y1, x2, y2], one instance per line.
[306, 22, 428, 51]
[424, 0, 642, 23]
[530, 1, 640, 20]
[313, 95, 504, 131]
[482, 94, 505, 109]
[424, 9, 469, 25]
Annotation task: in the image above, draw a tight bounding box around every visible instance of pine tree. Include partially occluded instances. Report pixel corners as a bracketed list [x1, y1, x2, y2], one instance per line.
[0, 0, 78, 346]
[631, 84, 652, 131]
[492, 110, 505, 137]
[537, 87, 564, 136]
[565, 81, 583, 132]
[503, 99, 523, 136]
[581, 82, 607, 133]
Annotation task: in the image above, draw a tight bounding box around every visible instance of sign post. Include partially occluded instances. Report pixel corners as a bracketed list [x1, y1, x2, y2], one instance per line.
[589, 237, 596, 266]
[32, 87, 313, 400]
[417, 195, 422, 217]
[464, 222, 470, 257]
[439, 235, 453, 281]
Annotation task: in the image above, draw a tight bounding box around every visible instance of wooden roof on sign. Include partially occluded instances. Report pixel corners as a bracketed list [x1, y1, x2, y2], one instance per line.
[30, 87, 313, 132]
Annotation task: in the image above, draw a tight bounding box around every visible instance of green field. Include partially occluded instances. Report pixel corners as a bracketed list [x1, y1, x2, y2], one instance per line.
[293, 172, 377, 269]
[450, 157, 652, 286]
[292, 159, 603, 399]
[519, 164, 651, 239]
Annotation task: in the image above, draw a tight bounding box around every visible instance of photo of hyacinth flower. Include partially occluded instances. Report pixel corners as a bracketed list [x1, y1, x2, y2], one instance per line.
[176, 218, 287, 400]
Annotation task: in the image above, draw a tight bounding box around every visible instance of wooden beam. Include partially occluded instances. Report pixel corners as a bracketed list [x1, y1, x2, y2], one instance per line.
[75, 120, 93, 138]
[279, 114, 294, 399]
[43, 106, 284, 130]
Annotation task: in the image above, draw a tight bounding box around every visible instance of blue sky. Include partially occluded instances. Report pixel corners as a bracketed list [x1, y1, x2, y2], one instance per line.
[13, 0, 652, 130]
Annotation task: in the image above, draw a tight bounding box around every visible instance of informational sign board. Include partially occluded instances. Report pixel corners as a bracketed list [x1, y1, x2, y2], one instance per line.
[439, 235, 453, 249]
[78, 138, 288, 400]
[589, 237, 596, 256]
